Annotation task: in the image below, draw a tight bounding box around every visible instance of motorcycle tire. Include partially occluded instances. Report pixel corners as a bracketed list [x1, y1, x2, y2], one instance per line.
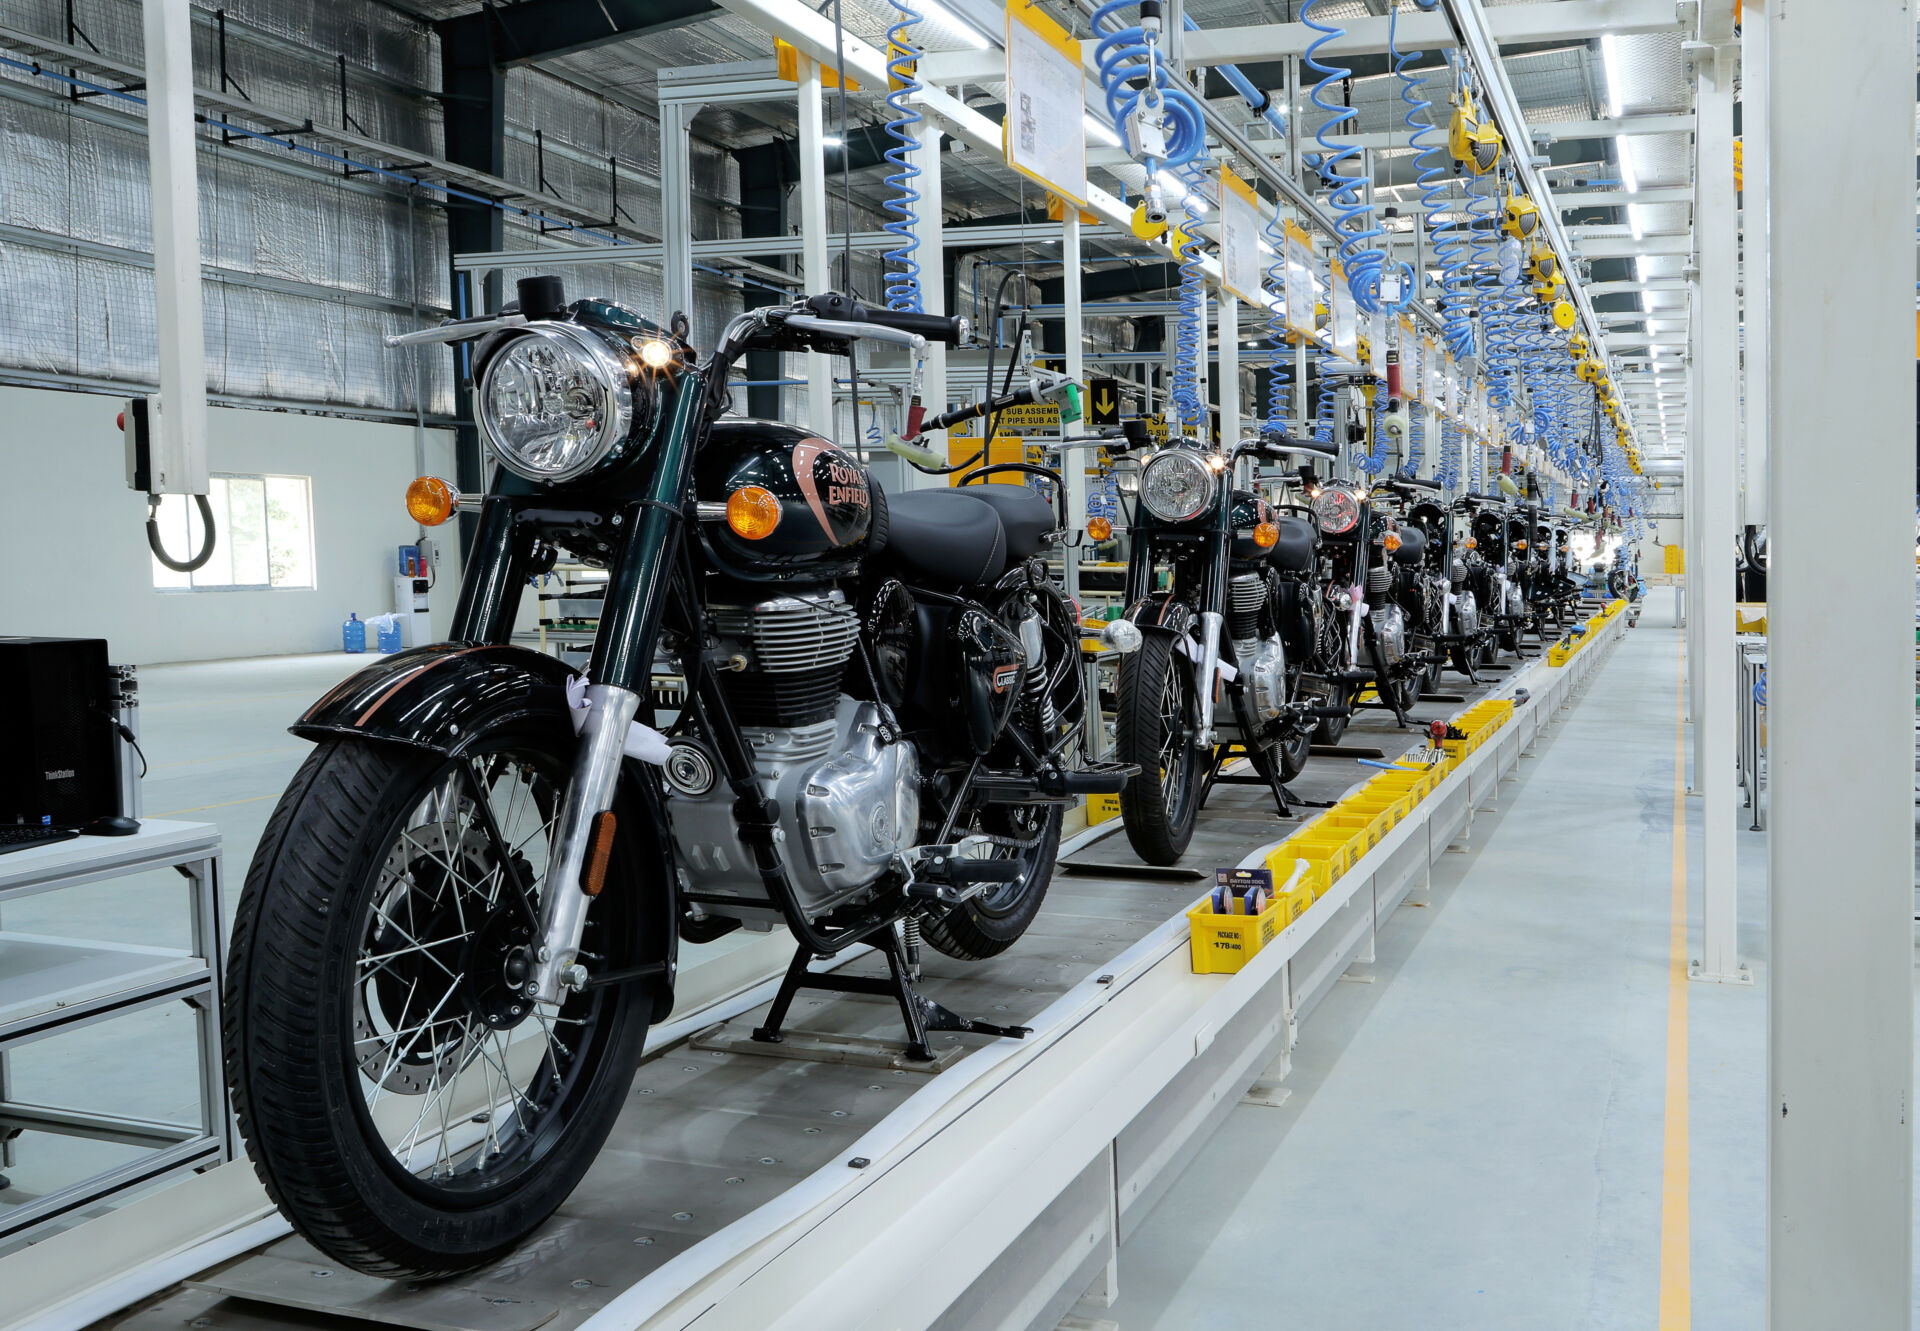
[1312, 685, 1353, 745]
[919, 802, 1064, 960]
[226, 732, 655, 1280]
[1277, 727, 1312, 781]
[1115, 630, 1205, 865]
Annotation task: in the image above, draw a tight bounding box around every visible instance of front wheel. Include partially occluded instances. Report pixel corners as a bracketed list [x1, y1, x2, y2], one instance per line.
[225, 732, 657, 1280]
[1115, 631, 1205, 865]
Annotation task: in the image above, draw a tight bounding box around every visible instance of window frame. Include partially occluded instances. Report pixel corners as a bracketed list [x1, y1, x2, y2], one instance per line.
[150, 472, 317, 594]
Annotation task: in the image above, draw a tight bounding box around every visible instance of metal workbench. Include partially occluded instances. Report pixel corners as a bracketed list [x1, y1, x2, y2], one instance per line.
[0, 820, 229, 1248]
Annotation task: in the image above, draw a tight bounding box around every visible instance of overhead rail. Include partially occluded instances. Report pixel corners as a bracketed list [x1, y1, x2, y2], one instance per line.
[0, 24, 647, 243]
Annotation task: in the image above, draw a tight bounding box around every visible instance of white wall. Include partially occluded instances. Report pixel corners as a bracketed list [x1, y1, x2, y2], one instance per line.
[0, 385, 461, 664]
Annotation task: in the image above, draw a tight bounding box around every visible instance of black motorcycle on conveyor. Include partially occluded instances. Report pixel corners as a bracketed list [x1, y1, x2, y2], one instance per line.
[1107, 429, 1346, 864]
[223, 278, 1135, 1280]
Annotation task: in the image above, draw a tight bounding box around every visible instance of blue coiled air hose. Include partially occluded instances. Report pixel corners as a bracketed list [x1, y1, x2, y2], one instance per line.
[1263, 208, 1292, 430]
[1306, 0, 1404, 314]
[1093, 0, 1205, 209]
[1170, 163, 1210, 435]
[881, 0, 924, 311]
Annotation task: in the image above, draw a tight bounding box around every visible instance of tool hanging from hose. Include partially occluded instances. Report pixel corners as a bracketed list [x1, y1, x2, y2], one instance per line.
[1310, 0, 1410, 314]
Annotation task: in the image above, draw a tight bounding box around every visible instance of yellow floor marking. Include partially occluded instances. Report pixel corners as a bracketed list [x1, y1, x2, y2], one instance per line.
[146, 792, 281, 818]
[1659, 635, 1691, 1328]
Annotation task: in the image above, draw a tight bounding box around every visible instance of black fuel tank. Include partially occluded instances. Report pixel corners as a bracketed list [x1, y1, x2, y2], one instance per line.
[697, 420, 872, 580]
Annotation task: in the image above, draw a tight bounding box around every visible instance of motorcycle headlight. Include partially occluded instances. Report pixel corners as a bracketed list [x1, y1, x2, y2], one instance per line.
[1311, 484, 1361, 535]
[1140, 449, 1216, 523]
[478, 324, 638, 483]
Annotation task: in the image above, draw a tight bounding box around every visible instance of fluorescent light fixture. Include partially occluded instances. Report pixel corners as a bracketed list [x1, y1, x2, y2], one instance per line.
[823, 135, 844, 149]
[920, 0, 993, 49]
[1615, 135, 1638, 194]
[1601, 34, 1626, 118]
[1083, 114, 1120, 148]
[1628, 203, 1645, 241]
[1258, 238, 1276, 255]
[1634, 255, 1650, 285]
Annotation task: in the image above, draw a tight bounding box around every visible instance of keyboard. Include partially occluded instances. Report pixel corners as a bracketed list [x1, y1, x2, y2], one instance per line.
[0, 825, 79, 855]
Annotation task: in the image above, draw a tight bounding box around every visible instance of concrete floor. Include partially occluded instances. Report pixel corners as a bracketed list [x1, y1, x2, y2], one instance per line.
[1102, 587, 1773, 1329]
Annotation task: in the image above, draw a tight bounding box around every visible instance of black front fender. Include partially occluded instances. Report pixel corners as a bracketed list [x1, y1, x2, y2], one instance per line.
[294, 643, 579, 756]
[294, 643, 680, 1022]
[1123, 594, 1197, 638]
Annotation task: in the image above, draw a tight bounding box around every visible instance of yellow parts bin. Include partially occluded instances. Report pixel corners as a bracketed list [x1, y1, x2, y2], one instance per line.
[1189, 860, 1313, 974]
[1734, 602, 1767, 634]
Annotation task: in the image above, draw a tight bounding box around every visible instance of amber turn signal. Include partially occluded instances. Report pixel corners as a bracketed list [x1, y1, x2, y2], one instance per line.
[1253, 521, 1278, 549]
[406, 476, 456, 526]
[1514, 539, 1529, 550]
[1087, 516, 1113, 541]
[726, 486, 781, 540]
[1464, 536, 1478, 550]
[1383, 530, 1402, 553]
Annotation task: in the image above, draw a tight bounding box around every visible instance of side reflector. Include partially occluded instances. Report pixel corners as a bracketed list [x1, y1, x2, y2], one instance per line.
[406, 476, 456, 526]
[726, 486, 781, 540]
[581, 810, 618, 896]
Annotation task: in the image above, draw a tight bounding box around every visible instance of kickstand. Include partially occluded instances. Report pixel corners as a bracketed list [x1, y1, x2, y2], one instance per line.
[752, 925, 1030, 1062]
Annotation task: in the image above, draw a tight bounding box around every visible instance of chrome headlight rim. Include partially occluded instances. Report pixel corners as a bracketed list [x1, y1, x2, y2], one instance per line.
[477, 323, 635, 485]
[1139, 448, 1218, 524]
[1311, 482, 1363, 536]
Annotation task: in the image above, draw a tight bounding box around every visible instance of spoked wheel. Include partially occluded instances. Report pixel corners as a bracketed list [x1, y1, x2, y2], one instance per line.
[225, 731, 656, 1280]
[919, 800, 1064, 960]
[1115, 631, 1205, 865]
[1386, 670, 1422, 716]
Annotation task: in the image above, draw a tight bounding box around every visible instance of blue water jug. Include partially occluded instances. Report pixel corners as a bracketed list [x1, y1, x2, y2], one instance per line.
[343, 612, 366, 653]
[375, 616, 402, 654]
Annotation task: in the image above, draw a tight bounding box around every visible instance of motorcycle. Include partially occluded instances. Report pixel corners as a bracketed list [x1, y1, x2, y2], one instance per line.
[1468, 498, 1537, 657]
[222, 278, 1135, 1279]
[1108, 429, 1342, 864]
[1394, 488, 1476, 691]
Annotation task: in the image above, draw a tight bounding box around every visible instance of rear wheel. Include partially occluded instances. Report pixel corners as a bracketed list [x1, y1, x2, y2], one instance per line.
[225, 731, 655, 1280]
[1115, 631, 1205, 865]
[919, 802, 1064, 960]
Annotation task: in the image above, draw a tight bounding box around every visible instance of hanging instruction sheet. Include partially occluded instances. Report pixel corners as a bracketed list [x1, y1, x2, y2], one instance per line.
[1401, 318, 1421, 402]
[1473, 379, 1490, 437]
[1328, 259, 1358, 363]
[1422, 337, 1442, 405]
[1004, 0, 1087, 205]
[1281, 220, 1316, 339]
[1218, 169, 1264, 306]
[1366, 308, 1386, 379]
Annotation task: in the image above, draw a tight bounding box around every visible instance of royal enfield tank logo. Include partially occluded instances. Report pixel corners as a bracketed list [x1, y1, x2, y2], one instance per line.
[791, 439, 871, 546]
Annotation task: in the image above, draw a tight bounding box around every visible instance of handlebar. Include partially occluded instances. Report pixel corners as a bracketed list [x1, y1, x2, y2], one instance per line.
[384, 312, 527, 348]
[917, 385, 1040, 436]
[799, 293, 968, 346]
[1235, 431, 1340, 463]
[1386, 474, 1443, 493]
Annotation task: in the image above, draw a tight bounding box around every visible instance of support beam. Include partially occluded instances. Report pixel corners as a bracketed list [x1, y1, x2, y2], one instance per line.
[1767, 0, 1914, 1319]
[1690, 48, 1741, 983]
[437, 8, 506, 548]
[796, 54, 832, 435]
[911, 108, 947, 490]
[1062, 208, 1086, 591]
[1740, 9, 1769, 529]
[139, 0, 207, 496]
[660, 99, 698, 330]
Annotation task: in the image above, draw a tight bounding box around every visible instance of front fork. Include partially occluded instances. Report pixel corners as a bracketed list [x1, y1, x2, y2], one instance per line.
[521, 372, 707, 1004]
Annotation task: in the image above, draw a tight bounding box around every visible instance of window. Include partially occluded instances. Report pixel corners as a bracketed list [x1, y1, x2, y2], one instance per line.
[151, 474, 315, 590]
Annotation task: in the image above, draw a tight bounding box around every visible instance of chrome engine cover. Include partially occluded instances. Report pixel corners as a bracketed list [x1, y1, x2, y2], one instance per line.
[1234, 635, 1289, 721]
[665, 697, 918, 925]
[1453, 588, 1480, 636]
[1370, 603, 1408, 664]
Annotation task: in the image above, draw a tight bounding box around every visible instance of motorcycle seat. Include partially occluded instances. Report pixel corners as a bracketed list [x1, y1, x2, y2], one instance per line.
[949, 483, 1057, 561]
[1392, 524, 1426, 565]
[882, 488, 1009, 586]
[1269, 515, 1316, 572]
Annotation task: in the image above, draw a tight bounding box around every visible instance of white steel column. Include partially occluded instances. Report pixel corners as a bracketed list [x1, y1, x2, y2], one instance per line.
[1062, 208, 1087, 586]
[1739, 3, 1768, 528]
[1766, 0, 1913, 1319]
[796, 56, 833, 435]
[141, 0, 208, 495]
[660, 99, 698, 329]
[1218, 293, 1240, 445]
[1691, 47, 1742, 982]
[911, 109, 946, 489]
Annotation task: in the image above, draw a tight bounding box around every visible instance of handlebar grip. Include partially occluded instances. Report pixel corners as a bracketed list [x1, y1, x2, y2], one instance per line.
[1397, 475, 1443, 492]
[862, 308, 970, 346]
[922, 385, 1039, 434]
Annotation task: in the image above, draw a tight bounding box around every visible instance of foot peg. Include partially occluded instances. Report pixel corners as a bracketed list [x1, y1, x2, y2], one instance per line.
[1044, 762, 1136, 795]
